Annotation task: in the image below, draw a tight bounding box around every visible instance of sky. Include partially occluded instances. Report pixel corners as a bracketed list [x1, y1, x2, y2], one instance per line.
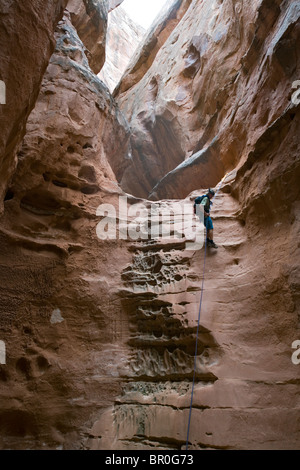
[121, 0, 169, 29]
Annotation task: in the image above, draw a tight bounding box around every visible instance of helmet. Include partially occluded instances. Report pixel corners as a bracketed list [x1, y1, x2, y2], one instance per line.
[208, 188, 215, 196]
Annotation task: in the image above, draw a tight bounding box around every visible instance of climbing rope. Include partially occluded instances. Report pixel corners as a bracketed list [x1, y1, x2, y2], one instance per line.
[185, 176, 226, 450]
[185, 226, 208, 450]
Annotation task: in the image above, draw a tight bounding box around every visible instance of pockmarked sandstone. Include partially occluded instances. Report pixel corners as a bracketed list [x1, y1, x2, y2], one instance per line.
[0, 0, 299, 450]
[0, 0, 68, 213]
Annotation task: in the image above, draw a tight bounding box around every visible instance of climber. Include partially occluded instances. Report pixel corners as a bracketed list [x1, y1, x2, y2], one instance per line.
[194, 188, 218, 248]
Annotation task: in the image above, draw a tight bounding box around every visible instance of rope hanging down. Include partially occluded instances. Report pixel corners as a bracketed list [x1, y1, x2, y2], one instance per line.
[185, 177, 226, 450]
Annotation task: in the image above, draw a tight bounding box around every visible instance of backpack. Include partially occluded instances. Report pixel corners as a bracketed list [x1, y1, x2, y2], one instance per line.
[193, 195, 206, 214]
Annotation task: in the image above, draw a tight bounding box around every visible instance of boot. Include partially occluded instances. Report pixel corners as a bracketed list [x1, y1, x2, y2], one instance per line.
[207, 239, 218, 249]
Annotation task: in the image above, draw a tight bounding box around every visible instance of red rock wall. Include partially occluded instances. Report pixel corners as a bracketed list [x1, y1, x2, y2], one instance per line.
[0, 9, 132, 450]
[0, 0, 299, 451]
[86, 0, 300, 450]
[116, 0, 300, 202]
[89, 178, 300, 450]
[98, 7, 145, 93]
[0, 0, 68, 213]
[67, 0, 108, 74]
[114, 0, 193, 97]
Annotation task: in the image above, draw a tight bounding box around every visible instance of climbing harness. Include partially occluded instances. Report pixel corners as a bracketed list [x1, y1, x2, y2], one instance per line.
[185, 175, 227, 450]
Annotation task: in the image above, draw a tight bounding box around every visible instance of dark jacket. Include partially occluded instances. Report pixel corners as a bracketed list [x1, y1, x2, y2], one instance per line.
[200, 194, 212, 215]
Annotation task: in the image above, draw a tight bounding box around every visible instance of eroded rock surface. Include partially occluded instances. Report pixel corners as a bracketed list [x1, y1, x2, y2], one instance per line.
[0, 0, 299, 451]
[86, 172, 299, 449]
[98, 7, 145, 93]
[0, 0, 68, 213]
[0, 11, 131, 450]
[114, 0, 193, 97]
[67, 0, 108, 74]
[115, 0, 300, 200]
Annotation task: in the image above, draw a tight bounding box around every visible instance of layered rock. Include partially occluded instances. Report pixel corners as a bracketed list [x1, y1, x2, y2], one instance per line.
[150, 0, 300, 201]
[88, 0, 300, 450]
[98, 7, 145, 93]
[88, 173, 300, 449]
[0, 0, 299, 452]
[114, 0, 193, 97]
[0, 0, 68, 213]
[115, 0, 300, 200]
[0, 11, 131, 449]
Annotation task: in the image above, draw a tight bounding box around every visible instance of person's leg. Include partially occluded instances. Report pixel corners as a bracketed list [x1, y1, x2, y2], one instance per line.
[204, 217, 209, 243]
[206, 217, 213, 242]
[206, 218, 218, 248]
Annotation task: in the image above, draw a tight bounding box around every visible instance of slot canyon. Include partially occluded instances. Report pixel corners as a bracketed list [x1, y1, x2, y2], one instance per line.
[0, 0, 299, 450]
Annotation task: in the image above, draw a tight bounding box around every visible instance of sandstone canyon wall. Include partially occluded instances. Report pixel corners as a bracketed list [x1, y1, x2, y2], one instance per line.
[98, 7, 145, 93]
[0, 0, 69, 213]
[115, 0, 300, 202]
[0, 0, 299, 451]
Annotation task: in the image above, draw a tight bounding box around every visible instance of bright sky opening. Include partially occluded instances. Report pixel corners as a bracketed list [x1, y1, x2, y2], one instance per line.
[121, 0, 169, 29]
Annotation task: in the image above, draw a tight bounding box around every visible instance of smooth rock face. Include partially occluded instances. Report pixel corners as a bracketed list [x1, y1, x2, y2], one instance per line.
[0, 0, 299, 451]
[108, 0, 125, 12]
[0, 0, 68, 213]
[98, 7, 145, 93]
[116, 0, 300, 200]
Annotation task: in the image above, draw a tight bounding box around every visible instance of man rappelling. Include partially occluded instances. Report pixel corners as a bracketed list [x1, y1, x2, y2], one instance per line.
[193, 188, 218, 249]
